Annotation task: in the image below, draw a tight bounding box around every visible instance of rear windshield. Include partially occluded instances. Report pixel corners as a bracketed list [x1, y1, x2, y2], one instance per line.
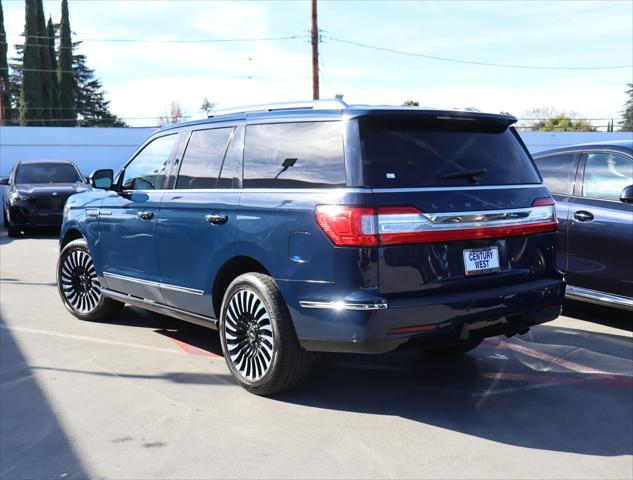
[15, 163, 83, 184]
[360, 117, 541, 188]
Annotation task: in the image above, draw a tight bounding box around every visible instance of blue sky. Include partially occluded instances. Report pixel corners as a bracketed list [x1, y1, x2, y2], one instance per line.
[4, 0, 633, 127]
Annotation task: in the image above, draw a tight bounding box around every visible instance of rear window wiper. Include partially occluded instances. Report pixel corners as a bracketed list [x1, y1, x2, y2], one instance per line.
[440, 168, 487, 183]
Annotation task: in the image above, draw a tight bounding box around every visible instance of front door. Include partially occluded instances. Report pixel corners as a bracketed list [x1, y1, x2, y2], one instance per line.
[157, 125, 243, 317]
[99, 133, 180, 302]
[567, 151, 633, 297]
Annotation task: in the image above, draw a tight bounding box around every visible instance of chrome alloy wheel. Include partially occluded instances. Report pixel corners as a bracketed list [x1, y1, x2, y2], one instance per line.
[60, 250, 102, 313]
[224, 289, 274, 381]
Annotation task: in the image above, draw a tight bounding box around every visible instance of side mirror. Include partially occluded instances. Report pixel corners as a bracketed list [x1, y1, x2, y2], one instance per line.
[620, 184, 633, 204]
[0, 177, 9, 186]
[89, 169, 114, 190]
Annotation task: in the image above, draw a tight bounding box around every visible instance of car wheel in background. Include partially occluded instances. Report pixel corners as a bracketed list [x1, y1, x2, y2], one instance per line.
[57, 238, 123, 321]
[219, 273, 312, 395]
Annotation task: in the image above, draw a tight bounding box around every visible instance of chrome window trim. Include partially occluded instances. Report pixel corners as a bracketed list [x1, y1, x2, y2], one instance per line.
[566, 285, 633, 310]
[103, 272, 204, 296]
[299, 300, 388, 311]
[370, 184, 543, 193]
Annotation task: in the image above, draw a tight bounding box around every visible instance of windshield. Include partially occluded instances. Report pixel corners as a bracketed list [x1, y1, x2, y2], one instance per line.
[360, 117, 541, 188]
[15, 163, 83, 184]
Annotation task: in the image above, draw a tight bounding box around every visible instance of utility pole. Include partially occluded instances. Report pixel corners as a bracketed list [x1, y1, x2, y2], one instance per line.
[311, 0, 319, 100]
[0, 79, 5, 126]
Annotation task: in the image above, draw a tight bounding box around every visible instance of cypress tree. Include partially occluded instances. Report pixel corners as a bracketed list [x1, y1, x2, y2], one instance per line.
[47, 16, 61, 125]
[35, 0, 53, 123]
[20, 0, 44, 126]
[58, 0, 75, 125]
[0, 0, 11, 124]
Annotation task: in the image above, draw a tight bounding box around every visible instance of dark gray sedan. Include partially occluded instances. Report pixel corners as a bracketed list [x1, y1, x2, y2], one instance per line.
[533, 140, 633, 310]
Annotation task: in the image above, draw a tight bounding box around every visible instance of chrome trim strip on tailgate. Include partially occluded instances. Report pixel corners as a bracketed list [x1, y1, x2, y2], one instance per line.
[566, 286, 633, 311]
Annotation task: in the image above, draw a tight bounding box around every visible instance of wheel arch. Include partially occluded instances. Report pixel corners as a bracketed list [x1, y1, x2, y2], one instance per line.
[212, 256, 272, 318]
[60, 228, 84, 249]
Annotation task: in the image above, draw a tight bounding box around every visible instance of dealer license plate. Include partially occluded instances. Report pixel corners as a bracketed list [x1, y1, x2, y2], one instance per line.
[463, 247, 500, 276]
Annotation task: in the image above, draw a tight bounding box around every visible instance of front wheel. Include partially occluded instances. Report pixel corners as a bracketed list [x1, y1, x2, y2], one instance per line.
[219, 273, 312, 395]
[57, 238, 123, 321]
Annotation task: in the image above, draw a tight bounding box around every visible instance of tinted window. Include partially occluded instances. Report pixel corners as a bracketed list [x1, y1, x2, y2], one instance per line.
[244, 122, 345, 188]
[122, 134, 178, 190]
[176, 128, 233, 189]
[15, 163, 82, 184]
[360, 117, 540, 188]
[583, 152, 633, 201]
[217, 126, 244, 189]
[534, 153, 577, 195]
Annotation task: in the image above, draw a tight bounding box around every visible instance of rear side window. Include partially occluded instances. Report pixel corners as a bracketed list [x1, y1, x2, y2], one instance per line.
[217, 126, 244, 189]
[176, 127, 234, 189]
[583, 152, 633, 201]
[360, 117, 540, 188]
[243, 122, 345, 188]
[534, 153, 577, 195]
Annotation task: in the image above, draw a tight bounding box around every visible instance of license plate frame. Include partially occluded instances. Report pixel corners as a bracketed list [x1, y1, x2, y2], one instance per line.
[463, 247, 500, 276]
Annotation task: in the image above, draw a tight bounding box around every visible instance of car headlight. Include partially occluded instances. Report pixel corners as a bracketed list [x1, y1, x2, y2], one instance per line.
[9, 192, 28, 202]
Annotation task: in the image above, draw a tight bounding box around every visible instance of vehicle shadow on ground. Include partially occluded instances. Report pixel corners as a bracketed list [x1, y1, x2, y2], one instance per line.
[0, 226, 59, 246]
[0, 317, 90, 479]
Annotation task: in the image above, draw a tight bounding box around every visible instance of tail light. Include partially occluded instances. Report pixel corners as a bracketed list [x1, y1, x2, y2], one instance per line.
[316, 200, 558, 247]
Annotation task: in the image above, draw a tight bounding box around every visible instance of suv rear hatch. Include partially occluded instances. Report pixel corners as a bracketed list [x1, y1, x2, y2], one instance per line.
[359, 113, 557, 296]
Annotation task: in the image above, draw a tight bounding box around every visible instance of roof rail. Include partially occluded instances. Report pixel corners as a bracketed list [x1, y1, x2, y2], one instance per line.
[207, 98, 349, 118]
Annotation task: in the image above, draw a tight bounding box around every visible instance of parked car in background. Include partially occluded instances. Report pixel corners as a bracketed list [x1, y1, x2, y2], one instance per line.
[534, 141, 633, 310]
[1, 160, 89, 237]
[57, 100, 564, 395]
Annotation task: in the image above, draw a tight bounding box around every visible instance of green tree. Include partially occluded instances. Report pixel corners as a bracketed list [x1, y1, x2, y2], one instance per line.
[47, 16, 61, 125]
[58, 0, 75, 124]
[35, 0, 53, 123]
[619, 84, 633, 131]
[402, 100, 419, 107]
[0, 0, 11, 124]
[20, 0, 44, 125]
[531, 114, 594, 132]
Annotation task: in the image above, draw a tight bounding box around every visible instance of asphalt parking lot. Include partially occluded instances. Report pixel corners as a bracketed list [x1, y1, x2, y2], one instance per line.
[1, 228, 632, 480]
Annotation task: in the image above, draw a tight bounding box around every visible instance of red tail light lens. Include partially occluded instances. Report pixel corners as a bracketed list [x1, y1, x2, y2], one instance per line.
[316, 203, 558, 247]
[532, 197, 555, 207]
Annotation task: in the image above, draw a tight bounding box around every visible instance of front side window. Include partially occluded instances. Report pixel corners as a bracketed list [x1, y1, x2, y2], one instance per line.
[15, 163, 82, 184]
[583, 152, 633, 201]
[534, 153, 577, 195]
[122, 134, 178, 190]
[243, 122, 345, 188]
[176, 128, 234, 189]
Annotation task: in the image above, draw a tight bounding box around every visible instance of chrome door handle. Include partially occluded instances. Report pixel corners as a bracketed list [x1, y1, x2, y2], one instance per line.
[206, 214, 228, 225]
[137, 211, 154, 221]
[573, 210, 594, 222]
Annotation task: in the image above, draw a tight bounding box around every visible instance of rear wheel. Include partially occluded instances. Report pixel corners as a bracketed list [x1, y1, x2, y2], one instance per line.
[219, 273, 311, 395]
[57, 238, 123, 321]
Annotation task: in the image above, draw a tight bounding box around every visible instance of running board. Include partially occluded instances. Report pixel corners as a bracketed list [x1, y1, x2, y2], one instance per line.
[101, 288, 218, 329]
[566, 285, 633, 311]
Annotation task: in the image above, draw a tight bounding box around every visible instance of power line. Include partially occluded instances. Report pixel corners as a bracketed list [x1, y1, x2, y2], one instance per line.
[5, 34, 306, 44]
[325, 35, 633, 71]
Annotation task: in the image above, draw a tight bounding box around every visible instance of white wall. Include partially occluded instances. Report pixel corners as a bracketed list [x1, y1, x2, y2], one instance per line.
[1, 126, 632, 178]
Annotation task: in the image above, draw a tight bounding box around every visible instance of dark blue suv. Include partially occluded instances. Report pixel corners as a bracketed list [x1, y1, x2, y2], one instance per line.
[57, 100, 565, 395]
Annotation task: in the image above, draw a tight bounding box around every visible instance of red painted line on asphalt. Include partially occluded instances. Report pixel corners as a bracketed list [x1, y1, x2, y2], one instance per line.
[168, 337, 220, 357]
[482, 372, 633, 390]
[485, 337, 613, 375]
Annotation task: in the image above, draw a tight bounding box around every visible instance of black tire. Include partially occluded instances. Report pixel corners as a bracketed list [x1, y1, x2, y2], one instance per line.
[219, 273, 312, 395]
[6, 220, 20, 237]
[57, 238, 123, 321]
[424, 338, 483, 355]
[3, 207, 7, 228]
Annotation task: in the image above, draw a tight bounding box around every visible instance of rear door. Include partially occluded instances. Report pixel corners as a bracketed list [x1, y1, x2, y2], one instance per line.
[156, 124, 242, 317]
[358, 115, 556, 296]
[533, 151, 581, 271]
[567, 150, 633, 297]
[99, 133, 179, 302]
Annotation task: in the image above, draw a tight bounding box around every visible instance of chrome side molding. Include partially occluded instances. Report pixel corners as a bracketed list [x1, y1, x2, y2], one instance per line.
[299, 300, 388, 311]
[103, 272, 204, 296]
[566, 285, 633, 311]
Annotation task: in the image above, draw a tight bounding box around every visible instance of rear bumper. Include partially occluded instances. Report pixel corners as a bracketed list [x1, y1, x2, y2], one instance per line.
[284, 276, 565, 354]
